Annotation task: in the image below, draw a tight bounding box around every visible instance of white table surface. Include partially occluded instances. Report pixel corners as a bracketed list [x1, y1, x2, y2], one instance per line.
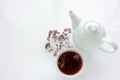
[0, 0, 120, 80]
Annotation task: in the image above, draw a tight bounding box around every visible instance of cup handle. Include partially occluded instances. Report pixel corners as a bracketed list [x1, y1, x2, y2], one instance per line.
[99, 37, 118, 53]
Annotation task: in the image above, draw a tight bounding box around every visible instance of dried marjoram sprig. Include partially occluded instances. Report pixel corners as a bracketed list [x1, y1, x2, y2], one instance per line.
[45, 28, 73, 56]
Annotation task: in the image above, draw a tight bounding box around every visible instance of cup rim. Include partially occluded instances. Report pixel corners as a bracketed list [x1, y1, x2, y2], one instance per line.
[56, 48, 85, 78]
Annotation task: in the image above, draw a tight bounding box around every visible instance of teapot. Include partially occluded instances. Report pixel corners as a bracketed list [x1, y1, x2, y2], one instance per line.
[69, 11, 117, 53]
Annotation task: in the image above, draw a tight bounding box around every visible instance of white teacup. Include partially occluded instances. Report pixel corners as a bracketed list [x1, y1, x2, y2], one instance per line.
[56, 48, 85, 78]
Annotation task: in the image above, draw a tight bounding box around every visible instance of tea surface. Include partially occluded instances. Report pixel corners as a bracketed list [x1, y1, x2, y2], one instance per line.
[58, 51, 83, 75]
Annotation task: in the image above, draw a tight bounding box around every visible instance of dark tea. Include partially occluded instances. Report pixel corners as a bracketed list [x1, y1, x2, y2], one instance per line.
[57, 51, 83, 75]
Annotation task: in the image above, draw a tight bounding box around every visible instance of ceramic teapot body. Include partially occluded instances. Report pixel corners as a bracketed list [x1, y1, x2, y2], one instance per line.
[69, 11, 117, 53]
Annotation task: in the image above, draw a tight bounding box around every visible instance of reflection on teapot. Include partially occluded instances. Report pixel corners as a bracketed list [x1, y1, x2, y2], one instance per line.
[69, 11, 117, 53]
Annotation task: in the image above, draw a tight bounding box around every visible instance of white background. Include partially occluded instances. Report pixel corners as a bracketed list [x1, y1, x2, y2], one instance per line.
[0, 0, 120, 80]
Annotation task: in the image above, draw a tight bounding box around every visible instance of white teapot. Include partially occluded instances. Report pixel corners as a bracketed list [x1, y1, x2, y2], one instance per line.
[69, 11, 117, 53]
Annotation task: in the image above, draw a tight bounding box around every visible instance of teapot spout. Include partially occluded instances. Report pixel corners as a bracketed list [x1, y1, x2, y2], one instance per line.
[69, 11, 81, 30]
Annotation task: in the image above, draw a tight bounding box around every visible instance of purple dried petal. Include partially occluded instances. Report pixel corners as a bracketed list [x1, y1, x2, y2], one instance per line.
[58, 34, 65, 41]
[64, 28, 71, 33]
[48, 30, 53, 38]
[66, 37, 68, 39]
[68, 29, 71, 33]
[54, 51, 58, 57]
[59, 44, 62, 50]
[53, 30, 57, 36]
[64, 28, 67, 32]
[56, 44, 58, 47]
[62, 32, 68, 36]
[52, 36, 57, 40]
[60, 42, 62, 44]
[47, 30, 53, 41]
[52, 30, 59, 40]
[45, 42, 50, 49]
[49, 49, 53, 52]
[56, 30, 60, 34]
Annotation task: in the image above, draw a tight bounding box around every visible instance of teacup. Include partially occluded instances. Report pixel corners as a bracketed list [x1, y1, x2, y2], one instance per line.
[56, 48, 85, 78]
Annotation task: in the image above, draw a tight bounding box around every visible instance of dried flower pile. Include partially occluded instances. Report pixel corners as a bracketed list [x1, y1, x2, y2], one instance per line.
[45, 28, 73, 56]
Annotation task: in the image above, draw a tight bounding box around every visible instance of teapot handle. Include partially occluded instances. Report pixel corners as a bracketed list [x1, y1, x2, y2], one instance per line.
[99, 37, 118, 53]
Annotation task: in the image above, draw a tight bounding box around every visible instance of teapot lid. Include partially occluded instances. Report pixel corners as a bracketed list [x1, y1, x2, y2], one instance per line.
[83, 21, 104, 38]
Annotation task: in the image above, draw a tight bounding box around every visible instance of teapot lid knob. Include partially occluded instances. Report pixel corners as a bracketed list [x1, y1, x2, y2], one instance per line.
[88, 25, 98, 33]
[83, 21, 102, 38]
